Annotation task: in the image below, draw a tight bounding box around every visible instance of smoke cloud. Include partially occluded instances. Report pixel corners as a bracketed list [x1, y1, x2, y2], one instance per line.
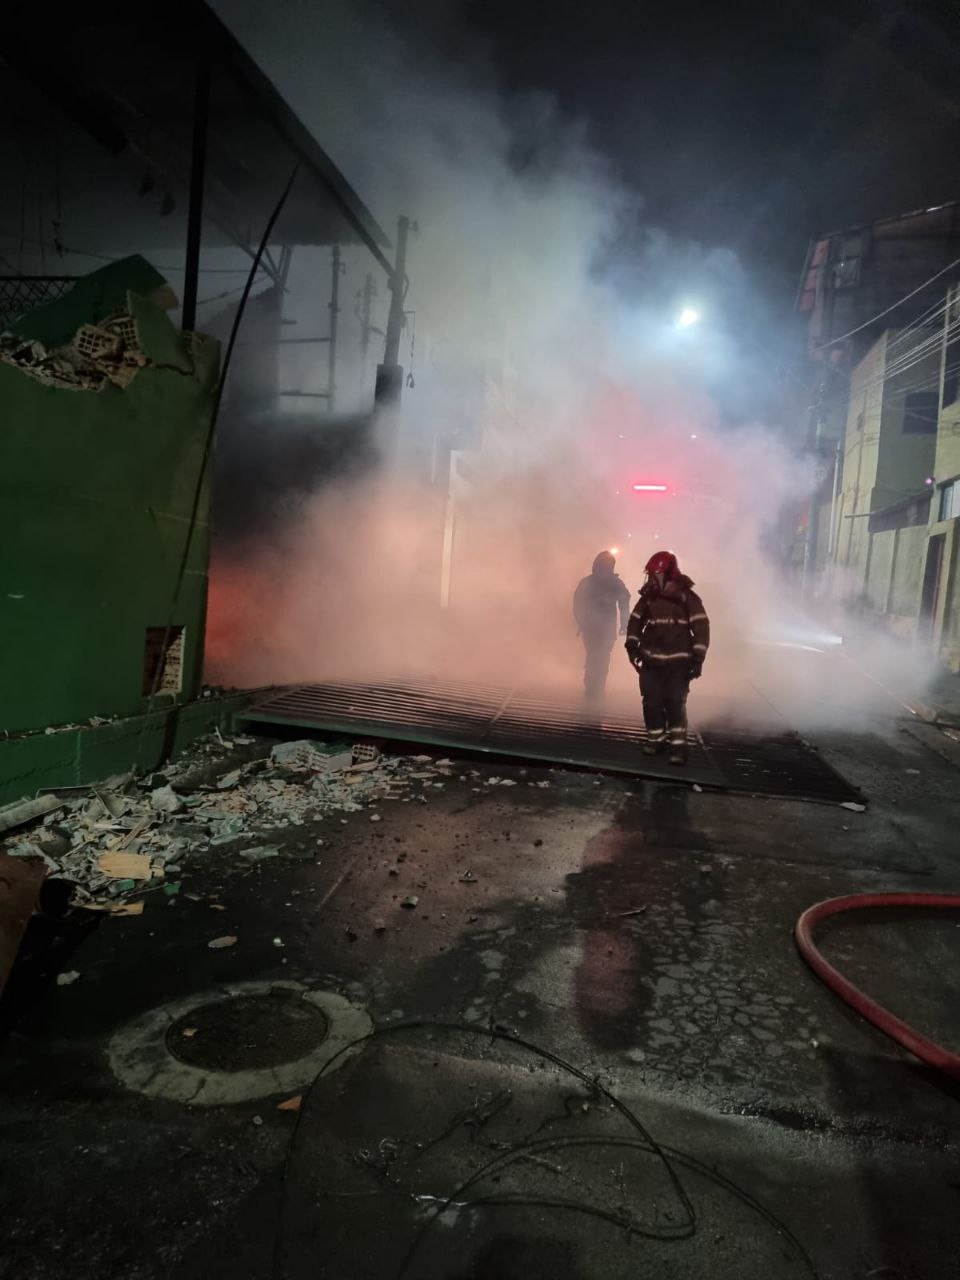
[206, 0, 933, 730]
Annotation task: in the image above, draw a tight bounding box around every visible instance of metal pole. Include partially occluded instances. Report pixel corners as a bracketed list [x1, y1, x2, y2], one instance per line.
[383, 216, 409, 367]
[181, 47, 211, 333]
[826, 437, 842, 561]
[376, 215, 411, 409]
[360, 272, 374, 368]
[328, 244, 342, 414]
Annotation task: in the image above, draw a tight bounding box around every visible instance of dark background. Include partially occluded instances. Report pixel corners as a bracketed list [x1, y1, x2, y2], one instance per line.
[382, 0, 960, 315]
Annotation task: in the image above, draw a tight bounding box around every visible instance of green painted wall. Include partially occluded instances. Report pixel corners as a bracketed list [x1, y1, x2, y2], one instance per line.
[0, 692, 261, 807]
[1, 259, 220, 736]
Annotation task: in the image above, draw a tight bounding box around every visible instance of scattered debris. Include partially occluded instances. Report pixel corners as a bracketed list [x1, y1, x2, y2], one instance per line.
[401, 896, 419, 909]
[239, 845, 280, 863]
[271, 740, 352, 773]
[181, 1027, 198, 1038]
[252, 1115, 264, 1127]
[208, 936, 238, 950]
[692, 784, 703, 793]
[458, 870, 477, 883]
[618, 906, 648, 918]
[0, 731, 490, 924]
[272, 937, 284, 948]
[277, 1095, 303, 1112]
[840, 802, 867, 813]
[150, 785, 183, 815]
[97, 851, 152, 881]
[56, 971, 80, 986]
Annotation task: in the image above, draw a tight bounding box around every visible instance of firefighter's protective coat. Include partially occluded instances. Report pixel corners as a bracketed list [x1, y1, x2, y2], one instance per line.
[624, 575, 710, 668]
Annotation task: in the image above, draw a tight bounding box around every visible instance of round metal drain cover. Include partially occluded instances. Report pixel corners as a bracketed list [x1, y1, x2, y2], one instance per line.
[109, 981, 372, 1104]
[167, 992, 329, 1071]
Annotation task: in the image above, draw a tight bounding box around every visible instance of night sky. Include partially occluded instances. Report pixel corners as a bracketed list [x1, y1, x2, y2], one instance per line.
[387, 0, 960, 313]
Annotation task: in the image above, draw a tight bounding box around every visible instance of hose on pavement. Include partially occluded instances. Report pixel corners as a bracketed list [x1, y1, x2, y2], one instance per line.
[795, 892, 960, 1079]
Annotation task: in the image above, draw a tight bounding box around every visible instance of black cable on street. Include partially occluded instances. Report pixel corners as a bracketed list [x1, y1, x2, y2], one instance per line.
[272, 1019, 821, 1280]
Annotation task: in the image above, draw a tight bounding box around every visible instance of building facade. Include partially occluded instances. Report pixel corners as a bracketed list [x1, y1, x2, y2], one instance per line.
[823, 290, 960, 669]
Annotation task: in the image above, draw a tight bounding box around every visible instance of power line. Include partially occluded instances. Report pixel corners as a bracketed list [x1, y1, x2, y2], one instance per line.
[884, 292, 952, 355]
[810, 316, 960, 416]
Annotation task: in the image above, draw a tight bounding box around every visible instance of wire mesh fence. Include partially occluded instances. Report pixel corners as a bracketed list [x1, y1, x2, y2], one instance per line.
[0, 276, 75, 332]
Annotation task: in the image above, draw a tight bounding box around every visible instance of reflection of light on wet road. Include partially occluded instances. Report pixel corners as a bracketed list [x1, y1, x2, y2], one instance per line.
[753, 641, 828, 654]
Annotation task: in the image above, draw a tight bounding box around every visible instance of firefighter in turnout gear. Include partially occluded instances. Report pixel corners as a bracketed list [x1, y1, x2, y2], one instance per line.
[624, 550, 709, 765]
[573, 551, 631, 701]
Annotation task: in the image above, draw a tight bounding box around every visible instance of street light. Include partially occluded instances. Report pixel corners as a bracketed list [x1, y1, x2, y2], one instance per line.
[677, 307, 700, 329]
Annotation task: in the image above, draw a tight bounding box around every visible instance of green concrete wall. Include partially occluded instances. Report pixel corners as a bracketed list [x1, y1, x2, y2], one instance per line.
[1, 258, 220, 737]
[0, 692, 260, 807]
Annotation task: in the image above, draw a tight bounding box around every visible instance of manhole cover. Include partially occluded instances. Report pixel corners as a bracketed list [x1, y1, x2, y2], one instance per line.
[109, 981, 372, 1104]
[167, 991, 329, 1071]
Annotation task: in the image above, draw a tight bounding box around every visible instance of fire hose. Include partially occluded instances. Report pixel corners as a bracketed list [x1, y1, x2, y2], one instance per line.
[795, 892, 960, 1080]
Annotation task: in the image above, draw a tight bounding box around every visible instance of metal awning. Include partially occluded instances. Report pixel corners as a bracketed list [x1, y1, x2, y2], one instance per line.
[241, 678, 863, 804]
[1, 3, 391, 263]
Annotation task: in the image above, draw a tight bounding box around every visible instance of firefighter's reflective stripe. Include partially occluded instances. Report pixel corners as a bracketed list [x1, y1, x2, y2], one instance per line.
[640, 650, 692, 661]
[688, 612, 708, 623]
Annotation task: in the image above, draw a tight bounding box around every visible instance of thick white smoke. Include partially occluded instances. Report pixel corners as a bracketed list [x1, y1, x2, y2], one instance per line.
[206, 0, 933, 729]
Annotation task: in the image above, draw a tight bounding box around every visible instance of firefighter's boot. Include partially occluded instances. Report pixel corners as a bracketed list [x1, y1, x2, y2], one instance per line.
[643, 729, 664, 756]
[668, 730, 687, 766]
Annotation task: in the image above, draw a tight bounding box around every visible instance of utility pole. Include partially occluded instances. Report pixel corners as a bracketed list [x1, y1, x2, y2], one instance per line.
[327, 244, 342, 414]
[359, 272, 375, 371]
[376, 214, 412, 409]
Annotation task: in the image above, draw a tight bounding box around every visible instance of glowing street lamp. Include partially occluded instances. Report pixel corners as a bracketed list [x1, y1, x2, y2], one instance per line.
[631, 483, 668, 492]
[677, 307, 700, 329]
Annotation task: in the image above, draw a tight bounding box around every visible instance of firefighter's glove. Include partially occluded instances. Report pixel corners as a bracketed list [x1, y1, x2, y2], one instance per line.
[688, 658, 703, 680]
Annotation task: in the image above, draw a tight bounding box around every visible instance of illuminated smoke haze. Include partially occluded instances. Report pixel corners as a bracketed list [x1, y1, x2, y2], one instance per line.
[206, 0, 933, 729]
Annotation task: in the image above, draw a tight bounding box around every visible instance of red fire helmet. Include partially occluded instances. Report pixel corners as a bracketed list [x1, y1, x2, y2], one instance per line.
[644, 550, 680, 579]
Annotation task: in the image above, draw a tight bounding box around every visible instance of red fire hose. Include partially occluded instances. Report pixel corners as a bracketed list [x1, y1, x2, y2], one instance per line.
[795, 892, 960, 1079]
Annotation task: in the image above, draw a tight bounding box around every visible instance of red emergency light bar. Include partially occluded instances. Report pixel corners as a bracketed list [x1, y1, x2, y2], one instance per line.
[631, 483, 668, 492]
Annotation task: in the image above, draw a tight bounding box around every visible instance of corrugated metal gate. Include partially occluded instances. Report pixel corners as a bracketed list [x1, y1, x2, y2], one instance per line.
[242, 678, 863, 804]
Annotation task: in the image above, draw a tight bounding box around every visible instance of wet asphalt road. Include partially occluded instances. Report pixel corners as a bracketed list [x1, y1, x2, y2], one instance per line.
[1, 657, 959, 1280]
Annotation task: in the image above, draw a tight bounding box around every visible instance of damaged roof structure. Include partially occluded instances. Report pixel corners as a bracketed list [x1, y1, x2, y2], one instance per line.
[0, 2, 392, 323]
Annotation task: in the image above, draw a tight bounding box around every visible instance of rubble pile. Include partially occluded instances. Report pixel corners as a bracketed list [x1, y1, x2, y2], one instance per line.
[0, 311, 150, 392]
[0, 736, 466, 914]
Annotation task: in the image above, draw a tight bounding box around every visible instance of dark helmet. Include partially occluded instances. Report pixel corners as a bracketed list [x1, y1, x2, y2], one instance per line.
[644, 550, 680, 579]
[592, 550, 616, 575]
